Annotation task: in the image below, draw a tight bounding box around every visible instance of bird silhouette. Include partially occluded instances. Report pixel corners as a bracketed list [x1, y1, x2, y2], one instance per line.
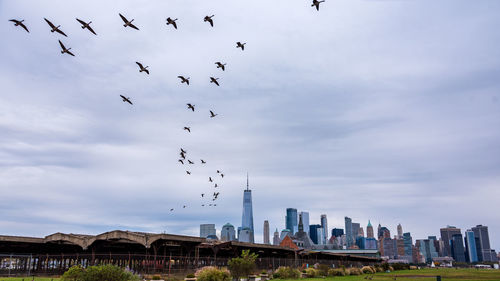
[312, 0, 325, 11]
[210, 77, 220, 86]
[215, 62, 226, 71]
[170, 208, 174, 211]
[210, 110, 218, 118]
[209, 177, 213, 182]
[217, 170, 220, 173]
[186, 171, 191, 175]
[214, 183, 218, 188]
[76, 18, 96, 35]
[188, 160, 194, 164]
[178, 76, 190, 85]
[180, 152, 186, 159]
[221, 174, 224, 178]
[202, 204, 205, 206]
[184, 127, 191, 133]
[44, 18, 67, 37]
[183, 205, 186, 208]
[119, 13, 139, 30]
[166, 17, 178, 29]
[204, 15, 214, 27]
[201, 159, 206, 164]
[58, 40, 74, 56]
[180, 148, 187, 154]
[120, 95, 133, 105]
[178, 159, 184, 164]
[201, 193, 205, 197]
[236, 42, 246, 50]
[187, 103, 195, 111]
[136, 62, 149, 74]
[9, 19, 29, 33]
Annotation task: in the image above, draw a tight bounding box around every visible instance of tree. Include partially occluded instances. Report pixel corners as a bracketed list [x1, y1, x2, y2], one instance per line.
[228, 250, 258, 280]
[61, 265, 83, 281]
[61, 264, 139, 281]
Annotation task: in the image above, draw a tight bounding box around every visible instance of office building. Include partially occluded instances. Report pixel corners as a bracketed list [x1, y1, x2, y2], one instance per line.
[450, 233, 466, 262]
[345, 217, 353, 247]
[320, 214, 328, 243]
[273, 228, 280, 246]
[403, 232, 413, 261]
[352, 223, 360, 240]
[221, 223, 236, 241]
[367, 221, 374, 238]
[299, 212, 310, 234]
[379, 227, 391, 239]
[241, 175, 254, 243]
[331, 228, 344, 238]
[440, 226, 461, 257]
[263, 220, 270, 244]
[286, 208, 298, 234]
[238, 227, 252, 243]
[397, 224, 403, 239]
[471, 225, 494, 262]
[416, 237, 439, 263]
[365, 237, 378, 250]
[309, 224, 321, 244]
[200, 224, 216, 238]
[464, 230, 478, 263]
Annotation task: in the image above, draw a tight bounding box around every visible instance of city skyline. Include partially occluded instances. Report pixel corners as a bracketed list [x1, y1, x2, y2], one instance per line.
[1, 0, 500, 252]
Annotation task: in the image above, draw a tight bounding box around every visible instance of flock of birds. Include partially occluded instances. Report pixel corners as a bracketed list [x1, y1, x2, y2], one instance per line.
[8, 0, 328, 213]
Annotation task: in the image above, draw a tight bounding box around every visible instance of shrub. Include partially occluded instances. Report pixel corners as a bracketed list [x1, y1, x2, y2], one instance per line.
[391, 263, 409, 271]
[186, 273, 196, 278]
[328, 268, 345, 276]
[305, 268, 317, 278]
[228, 250, 258, 280]
[152, 276, 162, 280]
[375, 266, 383, 273]
[76, 264, 139, 281]
[409, 266, 417, 270]
[388, 266, 394, 272]
[274, 267, 301, 279]
[316, 264, 329, 277]
[347, 268, 361, 275]
[61, 265, 84, 281]
[381, 263, 390, 271]
[195, 267, 230, 281]
[361, 266, 374, 274]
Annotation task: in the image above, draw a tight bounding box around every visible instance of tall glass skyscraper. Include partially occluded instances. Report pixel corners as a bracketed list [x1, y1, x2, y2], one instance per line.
[320, 214, 328, 243]
[286, 208, 298, 234]
[345, 217, 353, 247]
[299, 211, 310, 234]
[240, 175, 254, 243]
[465, 230, 478, 263]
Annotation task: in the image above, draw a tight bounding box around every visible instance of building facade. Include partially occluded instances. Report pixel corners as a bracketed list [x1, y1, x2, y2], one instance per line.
[221, 223, 236, 241]
[440, 226, 461, 257]
[286, 208, 298, 235]
[263, 220, 270, 244]
[200, 224, 216, 238]
[299, 212, 310, 234]
[345, 217, 353, 247]
[464, 230, 478, 263]
[321, 214, 328, 243]
[367, 221, 374, 238]
[241, 176, 255, 243]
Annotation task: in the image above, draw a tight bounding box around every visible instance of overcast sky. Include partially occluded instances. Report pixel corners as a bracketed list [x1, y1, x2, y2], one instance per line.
[1, 0, 499, 251]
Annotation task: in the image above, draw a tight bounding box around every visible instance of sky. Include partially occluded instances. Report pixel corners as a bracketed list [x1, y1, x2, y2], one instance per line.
[1, 0, 500, 251]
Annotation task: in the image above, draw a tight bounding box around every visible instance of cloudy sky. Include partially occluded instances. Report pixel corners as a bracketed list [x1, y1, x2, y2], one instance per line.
[1, 0, 499, 250]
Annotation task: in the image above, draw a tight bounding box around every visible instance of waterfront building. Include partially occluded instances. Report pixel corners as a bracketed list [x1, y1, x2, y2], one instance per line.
[221, 223, 236, 241]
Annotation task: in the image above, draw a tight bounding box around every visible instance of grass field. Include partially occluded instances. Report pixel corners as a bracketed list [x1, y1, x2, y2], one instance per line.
[1, 268, 500, 281]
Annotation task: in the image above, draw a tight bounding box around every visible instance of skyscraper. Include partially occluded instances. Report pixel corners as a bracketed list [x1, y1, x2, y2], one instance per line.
[273, 228, 280, 245]
[221, 223, 236, 241]
[263, 220, 270, 244]
[241, 175, 254, 243]
[471, 225, 494, 262]
[464, 230, 478, 263]
[331, 228, 344, 238]
[309, 224, 321, 244]
[367, 221, 374, 238]
[285, 208, 298, 234]
[320, 214, 328, 243]
[299, 211, 310, 234]
[397, 224, 403, 239]
[403, 232, 413, 262]
[352, 223, 360, 240]
[345, 217, 353, 247]
[200, 224, 216, 238]
[450, 234, 466, 262]
[440, 226, 461, 257]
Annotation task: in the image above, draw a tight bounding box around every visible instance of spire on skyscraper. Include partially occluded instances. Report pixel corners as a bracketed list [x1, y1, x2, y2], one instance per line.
[246, 172, 249, 190]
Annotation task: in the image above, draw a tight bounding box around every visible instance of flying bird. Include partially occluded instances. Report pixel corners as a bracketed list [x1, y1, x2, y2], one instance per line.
[210, 110, 218, 118]
[210, 77, 220, 86]
[44, 18, 67, 37]
[9, 19, 29, 33]
[166, 17, 178, 29]
[201, 193, 205, 197]
[180, 152, 186, 159]
[135, 62, 149, 74]
[209, 177, 213, 182]
[215, 62, 226, 71]
[119, 13, 139, 30]
[188, 160, 194, 164]
[178, 159, 184, 164]
[170, 208, 174, 211]
[214, 183, 218, 188]
[119, 95, 133, 105]
[76, 18, 96, 35]
[221, 174, 224, 178]
[204, 15, 214, 27]
[217, 170, 220, 173]
[183, 127, 191, 133]
[187, 103, 195, 111]
[178, 76, 190, 85]
[58, 40, 74, 56]
[201, 159, 206, 164]
[236, 42, 246, 50]
[186, 171, 191, 175]
[183, 205, 186, 208]
[180, 148, 187, 154]
[312, 0, 325, 11]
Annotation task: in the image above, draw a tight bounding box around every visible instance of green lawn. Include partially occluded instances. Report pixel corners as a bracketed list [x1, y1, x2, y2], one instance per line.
[282, 268, 500, 281]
